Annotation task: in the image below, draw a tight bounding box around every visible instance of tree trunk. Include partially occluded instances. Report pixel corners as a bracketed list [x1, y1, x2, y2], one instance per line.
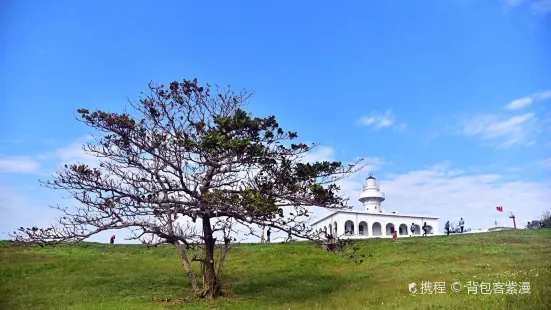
[201, 216, 221, 298]
[175, 242, 201, 296]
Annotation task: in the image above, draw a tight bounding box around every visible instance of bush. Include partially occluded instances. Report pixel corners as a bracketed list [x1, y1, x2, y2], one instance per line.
[448, 223, 471, 233]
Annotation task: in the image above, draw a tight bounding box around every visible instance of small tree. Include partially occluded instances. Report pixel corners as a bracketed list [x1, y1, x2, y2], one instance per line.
[11, 79, 364, 298]
[541, 211, 551, 228]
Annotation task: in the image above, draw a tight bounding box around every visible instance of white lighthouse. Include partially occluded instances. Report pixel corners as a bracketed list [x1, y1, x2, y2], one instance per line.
[359, 174, 386, 212]
[310, 172, 440, 238]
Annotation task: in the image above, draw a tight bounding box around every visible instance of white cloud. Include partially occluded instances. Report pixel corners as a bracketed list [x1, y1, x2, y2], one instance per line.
[379, 166, 550, 229]
[506, 97, 533, 110]
[461, 91, 549, 148]
[0, 180, 139, 244]
[358, 109, 405, 131]
[533, 90, 551, 101]
[0, 182, 58, 239]
[505, 90, 551, 110]
[53, 135, 100, 168]
[34, 136, 105, 177]
[461, 112, 538, 147]
[0, 136, 102, 176]
[0, 155, 40, 174]
[300, 146, 335, 163]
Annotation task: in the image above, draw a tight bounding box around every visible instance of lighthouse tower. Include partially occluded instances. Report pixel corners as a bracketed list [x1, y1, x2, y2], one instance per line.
[359, 174, 386, 212]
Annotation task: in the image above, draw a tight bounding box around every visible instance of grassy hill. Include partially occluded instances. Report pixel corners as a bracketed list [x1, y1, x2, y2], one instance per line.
[1, 230, 550, 310]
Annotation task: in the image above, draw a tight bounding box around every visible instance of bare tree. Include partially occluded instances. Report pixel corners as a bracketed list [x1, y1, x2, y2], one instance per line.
[11, 79, 365, 298]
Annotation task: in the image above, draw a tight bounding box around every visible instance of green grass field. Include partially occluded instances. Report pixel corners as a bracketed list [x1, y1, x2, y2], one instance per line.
[1, 230, 550, 310]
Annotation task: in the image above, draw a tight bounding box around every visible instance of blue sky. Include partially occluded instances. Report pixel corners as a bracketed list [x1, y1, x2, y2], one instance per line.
[1, 0, 550, 242]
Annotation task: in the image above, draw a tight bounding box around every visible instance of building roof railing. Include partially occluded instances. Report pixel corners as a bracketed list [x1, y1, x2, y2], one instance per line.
[363, 184, 380, 190]
[309, 209, 440, 225]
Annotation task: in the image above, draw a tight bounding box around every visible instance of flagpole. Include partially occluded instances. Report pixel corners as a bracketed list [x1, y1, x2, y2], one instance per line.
[509, 212, 517, 230]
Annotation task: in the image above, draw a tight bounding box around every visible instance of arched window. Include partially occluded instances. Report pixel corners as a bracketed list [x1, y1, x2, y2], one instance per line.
[344, 220, 355, 236]
[372, 222, 382, 236]
[359, 221, 368, 235]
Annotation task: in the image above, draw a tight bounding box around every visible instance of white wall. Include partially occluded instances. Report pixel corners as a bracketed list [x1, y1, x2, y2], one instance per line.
[312, 212, 439, 238]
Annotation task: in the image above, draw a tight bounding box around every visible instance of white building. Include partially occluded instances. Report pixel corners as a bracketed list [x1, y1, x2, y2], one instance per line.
[310, 175, 440, 238]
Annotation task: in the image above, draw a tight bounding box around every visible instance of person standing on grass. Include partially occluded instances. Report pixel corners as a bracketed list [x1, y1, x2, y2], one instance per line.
[110, 235, 115, 244]
[266, 228, 271, 243]
[410, 223, 415, 236]
[422, 222, 428, 236]
[459, 218, 465, 233]
[445, 221, 450, 236]
[392, 231, 397, 238]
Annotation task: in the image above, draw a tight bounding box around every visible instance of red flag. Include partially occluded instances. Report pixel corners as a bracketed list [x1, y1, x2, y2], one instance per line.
[496, 206, 503, 212]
